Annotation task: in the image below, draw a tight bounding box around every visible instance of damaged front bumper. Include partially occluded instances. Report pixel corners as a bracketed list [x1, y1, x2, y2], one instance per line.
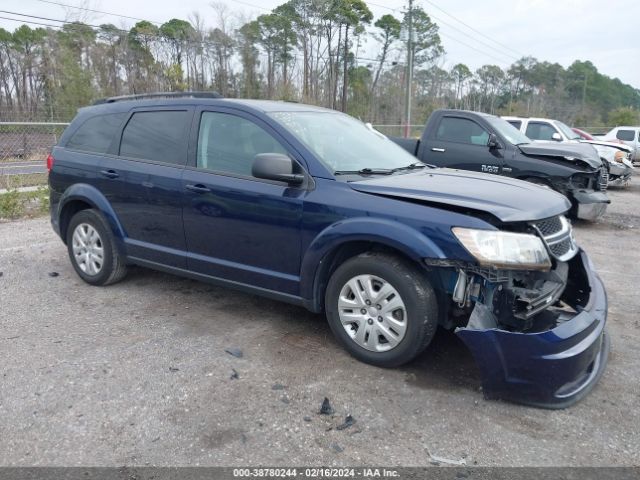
[572, 190, 609, 221]
[455, 250, 609, 409]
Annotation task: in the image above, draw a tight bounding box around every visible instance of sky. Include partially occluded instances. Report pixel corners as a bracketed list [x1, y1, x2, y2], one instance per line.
[1, 0, 639, 88]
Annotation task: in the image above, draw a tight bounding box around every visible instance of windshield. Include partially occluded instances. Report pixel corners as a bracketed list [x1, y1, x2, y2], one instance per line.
[269, 111, 421, 174]
[554, 120, 581, 140]
[484, 116, 531, 145]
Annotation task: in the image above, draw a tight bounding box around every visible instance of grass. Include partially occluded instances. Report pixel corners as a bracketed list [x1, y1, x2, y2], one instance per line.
[0, 173, 48, 190]
[0, 186, 49, 220]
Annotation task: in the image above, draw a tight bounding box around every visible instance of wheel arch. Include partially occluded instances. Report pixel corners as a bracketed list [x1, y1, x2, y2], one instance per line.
[57, 184, 126, 255]
[300, 218, 447, 313]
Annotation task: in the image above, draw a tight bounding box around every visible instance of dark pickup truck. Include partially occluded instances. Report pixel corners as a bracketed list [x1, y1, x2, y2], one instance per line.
[390, 109, 610, 220]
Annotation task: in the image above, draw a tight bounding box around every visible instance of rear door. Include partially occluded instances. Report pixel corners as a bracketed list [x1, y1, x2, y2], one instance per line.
[107, 108, 193, 268]
[423, 114, 504, 174]
[181, 107, 306, 295]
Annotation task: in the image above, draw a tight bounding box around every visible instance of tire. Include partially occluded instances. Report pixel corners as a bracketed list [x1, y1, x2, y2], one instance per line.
[66, 209, 127, 286]
[324, 252, 438, 367]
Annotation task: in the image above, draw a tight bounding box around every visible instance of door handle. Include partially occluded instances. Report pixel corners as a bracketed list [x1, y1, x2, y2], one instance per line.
[99, 169, 119, 179]
[431, 148, 446, 152]
[185, 184, 211, 193]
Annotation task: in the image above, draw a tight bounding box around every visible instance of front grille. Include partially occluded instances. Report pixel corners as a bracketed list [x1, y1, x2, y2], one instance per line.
[549, 237, 573, 258]
[597, 168, 608, 191]
[532, 215, 578, 262]
[535, 216, 563, 236]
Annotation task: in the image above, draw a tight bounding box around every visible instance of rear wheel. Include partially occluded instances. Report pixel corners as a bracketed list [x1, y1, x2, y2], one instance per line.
[66, 209, 127, 286]
[324, 252, 438, 367]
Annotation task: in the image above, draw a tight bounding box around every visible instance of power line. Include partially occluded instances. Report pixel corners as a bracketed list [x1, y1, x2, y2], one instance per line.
[366, 0, 516, 65]
[32, 0, 163, 25]
[422, 0, 526, 58]
[0, 14, 61, 29]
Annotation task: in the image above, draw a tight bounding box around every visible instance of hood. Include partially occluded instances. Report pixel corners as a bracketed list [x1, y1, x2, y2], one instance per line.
[580, 139, 632, 153]
[518, 142, 602, 168]
[349, 169, 571, 223]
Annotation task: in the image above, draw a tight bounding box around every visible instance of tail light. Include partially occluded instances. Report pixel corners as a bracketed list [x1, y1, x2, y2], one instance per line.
[46, 153, 54, 171]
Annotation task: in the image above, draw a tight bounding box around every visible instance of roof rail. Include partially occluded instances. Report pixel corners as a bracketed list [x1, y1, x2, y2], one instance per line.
[93, 91, 223, 105]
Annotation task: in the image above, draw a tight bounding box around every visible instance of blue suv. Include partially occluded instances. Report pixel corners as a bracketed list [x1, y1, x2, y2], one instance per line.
[49, 93, 609, 408]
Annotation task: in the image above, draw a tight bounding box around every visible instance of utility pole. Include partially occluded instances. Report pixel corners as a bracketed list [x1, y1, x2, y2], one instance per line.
[581, 73, 588, 115]
[404, 0, 413, 138]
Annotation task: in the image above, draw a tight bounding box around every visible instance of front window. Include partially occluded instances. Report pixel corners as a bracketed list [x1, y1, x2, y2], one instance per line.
[554, 121, 581, 140]
[484, 116, 531, 145]
[269, 111, 419, 174]
[435, 117, 489, 145]
[616, 129, 636, 141]
[525, 121, 558, 141]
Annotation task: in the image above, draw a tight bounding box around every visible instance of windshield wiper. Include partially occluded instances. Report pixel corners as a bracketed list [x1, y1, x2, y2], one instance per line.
[390, 162, 428, 172]
[334, 168, 394, 175]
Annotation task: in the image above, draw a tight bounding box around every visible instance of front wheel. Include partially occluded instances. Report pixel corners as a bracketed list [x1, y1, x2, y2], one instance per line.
[324, 252, 438, 367]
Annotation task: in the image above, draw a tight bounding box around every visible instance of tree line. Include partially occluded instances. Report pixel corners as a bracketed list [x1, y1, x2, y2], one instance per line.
[0, 0, 638, 128]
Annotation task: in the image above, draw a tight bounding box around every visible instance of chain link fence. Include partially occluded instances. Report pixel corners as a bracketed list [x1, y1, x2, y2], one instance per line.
[0, 122, 68, 190]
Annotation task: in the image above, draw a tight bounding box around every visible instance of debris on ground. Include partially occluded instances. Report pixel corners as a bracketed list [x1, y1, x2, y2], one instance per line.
[168, 366, 179, 372]
[271, 383, 285, 390]
[303, 416, 312, 422]
[331, 443, 344, 453]
[225, 347, 243, 358]
[428, 453, 467, 466]
[319, 397, 334, 415]
[280, 396, 290, 405]
[336, 415, 356, 431]
[48, 272, 59, 277]
[230, 369, 239, 380]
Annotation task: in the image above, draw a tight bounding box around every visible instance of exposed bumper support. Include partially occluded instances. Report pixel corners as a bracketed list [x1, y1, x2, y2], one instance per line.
[455, 250, 609, 409]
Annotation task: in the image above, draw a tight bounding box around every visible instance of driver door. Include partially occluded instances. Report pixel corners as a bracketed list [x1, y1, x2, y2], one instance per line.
[427, 115, 504, 174]
[182, 108, 306, 296]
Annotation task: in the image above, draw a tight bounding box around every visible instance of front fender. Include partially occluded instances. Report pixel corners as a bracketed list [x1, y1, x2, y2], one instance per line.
[57, 183, 126, 255]
[299, 217, 447, 305]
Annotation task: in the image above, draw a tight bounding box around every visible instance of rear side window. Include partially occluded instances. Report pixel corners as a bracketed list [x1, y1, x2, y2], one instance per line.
[66, 113, 126, 154]
[616, 129, 636, 141]
[120, 110, 189, 165]
[506, 120, 522, 129]
[525, 122, 557, 141]
[435, 117, 489, 145]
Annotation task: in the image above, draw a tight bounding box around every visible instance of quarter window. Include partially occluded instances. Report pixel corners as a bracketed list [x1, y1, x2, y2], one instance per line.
[197, 112, 288, 177]
[616, 129, 635, 142]
[525, 122, 558, 141]
[435, 117, 489, 145]
[120, 110, 189, 165]
[506, 120, 522, 129]
[66, 113, 126, 154]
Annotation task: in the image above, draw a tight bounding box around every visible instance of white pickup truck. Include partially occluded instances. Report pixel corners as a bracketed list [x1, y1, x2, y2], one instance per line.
[503, 116, 634, 187]
[597, 126, 640, 164]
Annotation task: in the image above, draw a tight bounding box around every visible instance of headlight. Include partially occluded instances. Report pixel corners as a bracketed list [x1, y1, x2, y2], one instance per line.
[452, 227, 551, 271]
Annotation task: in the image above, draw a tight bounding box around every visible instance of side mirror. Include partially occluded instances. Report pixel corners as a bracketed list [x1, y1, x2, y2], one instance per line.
[487, 133, 501, 149]
[252, 153, 304, 185]
[551, 132, 563, 141]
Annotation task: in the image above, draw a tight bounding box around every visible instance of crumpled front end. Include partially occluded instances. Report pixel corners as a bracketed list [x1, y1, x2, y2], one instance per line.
[455, 251, 608, 408]
[436, 215, 609, 408]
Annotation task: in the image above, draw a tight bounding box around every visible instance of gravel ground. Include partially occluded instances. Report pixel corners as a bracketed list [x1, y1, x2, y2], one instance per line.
[0, 184, 639, 467]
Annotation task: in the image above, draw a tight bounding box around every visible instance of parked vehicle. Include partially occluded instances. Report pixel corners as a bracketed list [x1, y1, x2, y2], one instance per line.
[504, 116, 634, 187]
[572, 127, 595, 141]
[390, 109, 609, 221]
[49, 93, 609, 408]
[598, 126, 640, 164]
